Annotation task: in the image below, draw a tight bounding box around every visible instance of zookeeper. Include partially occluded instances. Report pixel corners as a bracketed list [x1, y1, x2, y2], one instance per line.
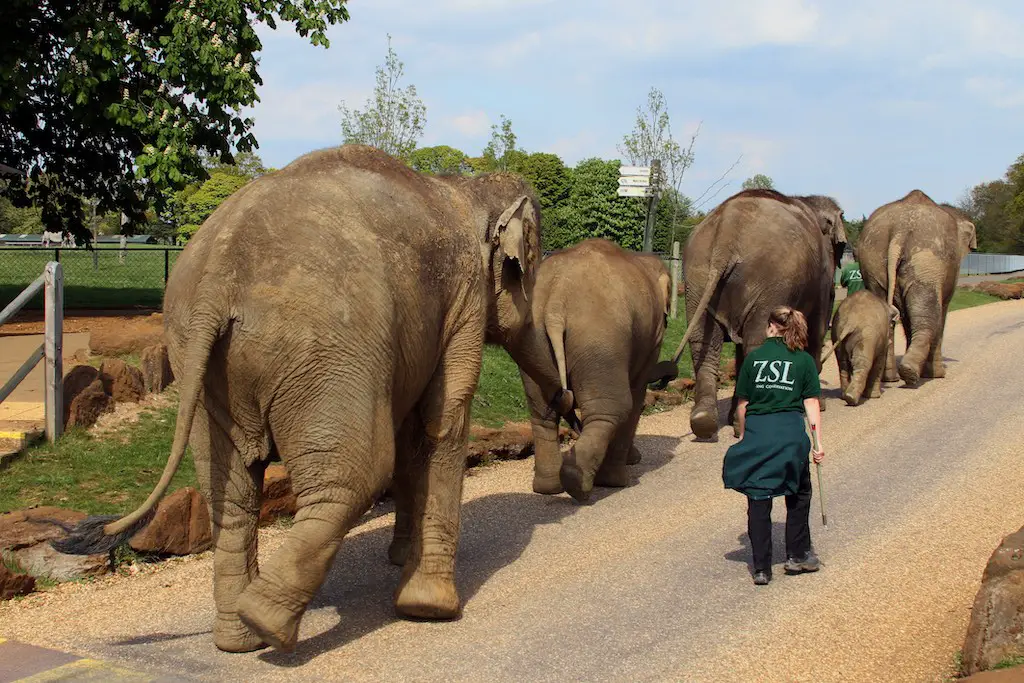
[723, 305, 825, 586]
[839, 257, 864, 295]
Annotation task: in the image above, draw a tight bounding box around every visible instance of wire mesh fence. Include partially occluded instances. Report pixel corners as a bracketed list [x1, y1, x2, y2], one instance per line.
[0, 247, 182, 310]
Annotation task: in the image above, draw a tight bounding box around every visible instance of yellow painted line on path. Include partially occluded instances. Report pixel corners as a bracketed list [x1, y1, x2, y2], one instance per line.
[15, 657, 160, 682]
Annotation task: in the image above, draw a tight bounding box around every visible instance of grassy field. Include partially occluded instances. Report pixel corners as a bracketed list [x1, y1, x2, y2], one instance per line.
[0, 284, 1000, 517]
[0, 247, 180, 309]
[949, 288, 1002, 311]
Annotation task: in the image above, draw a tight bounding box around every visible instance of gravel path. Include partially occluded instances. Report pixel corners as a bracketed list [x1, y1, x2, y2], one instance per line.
[2, 300, 1023, 682]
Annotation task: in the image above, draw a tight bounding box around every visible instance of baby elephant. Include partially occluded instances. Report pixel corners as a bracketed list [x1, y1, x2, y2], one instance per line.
[516, 238, 670, 502]
[827, 290, 891, 405]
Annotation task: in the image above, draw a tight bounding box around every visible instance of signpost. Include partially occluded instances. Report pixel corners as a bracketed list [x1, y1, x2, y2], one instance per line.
[618, 160, 663, 252]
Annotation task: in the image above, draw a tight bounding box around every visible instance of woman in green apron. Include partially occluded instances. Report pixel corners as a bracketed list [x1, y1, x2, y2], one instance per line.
[723, 305, 826, 585]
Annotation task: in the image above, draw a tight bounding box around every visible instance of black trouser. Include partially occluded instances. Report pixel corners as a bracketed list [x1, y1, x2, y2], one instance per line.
[746, 464, 812, 573]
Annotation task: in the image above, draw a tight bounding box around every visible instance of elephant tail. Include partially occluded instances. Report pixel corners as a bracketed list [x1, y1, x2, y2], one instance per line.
[543, 316, 583, 433]
[819, 329, 849, 365]
[52, 301, 226, 555]
[885, 239, 902, 323]
[669, 261, 729, 366]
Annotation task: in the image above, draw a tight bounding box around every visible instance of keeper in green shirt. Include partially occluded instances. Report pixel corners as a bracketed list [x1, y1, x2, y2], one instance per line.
[840, 260, 864, 295]
[722, 305, 825, 586]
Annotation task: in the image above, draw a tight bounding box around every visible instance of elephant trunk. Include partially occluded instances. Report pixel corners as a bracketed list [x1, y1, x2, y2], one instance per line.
[52, 303, 226, 555]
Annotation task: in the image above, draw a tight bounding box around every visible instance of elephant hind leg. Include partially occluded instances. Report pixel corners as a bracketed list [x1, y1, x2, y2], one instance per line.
[596, 382, 647, 488]
[238, 391, 394, 653]
[689, 320, 725, 440]
[191, 406, 268, 654]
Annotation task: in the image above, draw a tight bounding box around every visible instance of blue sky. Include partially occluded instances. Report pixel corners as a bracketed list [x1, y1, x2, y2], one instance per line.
[245, 0, 1024, 219]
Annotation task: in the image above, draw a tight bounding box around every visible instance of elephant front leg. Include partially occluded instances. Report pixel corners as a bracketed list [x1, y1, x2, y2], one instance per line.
[728, 344, 745, 437]
[922, 324, 947, 378]
[192, 409, 268, 654]
[394, 327, 481, 620]
[598, 383, 647, 487]
[388, 417, 423, 566]
[883, 323, 900, 383]
[521, 370, 563, 495]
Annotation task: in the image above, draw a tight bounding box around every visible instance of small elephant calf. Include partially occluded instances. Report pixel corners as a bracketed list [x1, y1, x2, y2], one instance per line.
[827, 290, 891, 406]
[516, 239, 670, 502]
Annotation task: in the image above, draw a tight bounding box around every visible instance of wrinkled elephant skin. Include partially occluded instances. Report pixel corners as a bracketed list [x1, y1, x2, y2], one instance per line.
[508, 239, 670, 502]
[830, 290, 891, 405]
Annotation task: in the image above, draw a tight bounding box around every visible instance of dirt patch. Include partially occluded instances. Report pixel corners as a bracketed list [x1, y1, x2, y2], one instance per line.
[89, 386, 177, 441]
[0, 310, 165, 357]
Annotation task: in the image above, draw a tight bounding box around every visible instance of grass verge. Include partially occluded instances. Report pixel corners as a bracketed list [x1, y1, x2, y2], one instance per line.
[949, 287, 1002, 311]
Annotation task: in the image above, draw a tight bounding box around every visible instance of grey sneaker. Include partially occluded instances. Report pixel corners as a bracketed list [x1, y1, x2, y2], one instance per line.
[752, 570, 772, 586]
[784, 550, 821, 574]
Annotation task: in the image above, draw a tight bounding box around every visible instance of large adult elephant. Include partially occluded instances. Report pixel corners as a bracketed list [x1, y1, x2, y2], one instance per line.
[654, 189, 846, 440]
[512, 238, 671, 502]
[857, 189, 977, 385]
[53, 145, 567, 654]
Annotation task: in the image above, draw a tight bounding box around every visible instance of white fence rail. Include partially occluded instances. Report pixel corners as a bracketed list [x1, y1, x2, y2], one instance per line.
[0, 261, 64, 442]
[960, 253, 1024, 276]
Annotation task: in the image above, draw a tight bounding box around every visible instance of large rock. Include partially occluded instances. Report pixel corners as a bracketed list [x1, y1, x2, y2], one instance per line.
[0, 564, 36, 600]
[100, 358, 145, 403]
[960, 665, 1024, 682]
[129, 487, 212, 556]
[67, 379, 113, 429]
[62, 365, 101, 427]
[0, 507, 109, 582]
[962, 526, 1024, 675]
[259, 465, 297, 526]
[140, 344, 174, 393]
[975, 281, 1024, 300]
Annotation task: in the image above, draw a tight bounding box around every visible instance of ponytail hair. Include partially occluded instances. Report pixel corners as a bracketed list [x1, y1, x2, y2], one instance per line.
[769, 305, 809, 351]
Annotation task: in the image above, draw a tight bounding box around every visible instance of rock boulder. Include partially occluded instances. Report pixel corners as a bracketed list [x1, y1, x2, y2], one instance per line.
[0, 507, 109, 582]
[962, 525, 1024, 675]
[129, 487, 212, 556]
[62, 365, 101, 427]
[259, 465, 298, 526]
[0, 563, 36, 600]
[100, 358, 146, 403]
[67, 379, 113, 429]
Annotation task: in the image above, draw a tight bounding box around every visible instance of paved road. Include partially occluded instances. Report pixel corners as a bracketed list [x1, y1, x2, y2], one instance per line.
[2, 301, 1023, 682]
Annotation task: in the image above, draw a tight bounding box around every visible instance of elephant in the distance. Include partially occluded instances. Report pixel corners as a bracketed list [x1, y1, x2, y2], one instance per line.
[652, 189, 846, 440]
[512, 239, 671, 502]
[824, 289, 891, 405]
[857, 189, 977, 386]
[53, 145, 568, 655]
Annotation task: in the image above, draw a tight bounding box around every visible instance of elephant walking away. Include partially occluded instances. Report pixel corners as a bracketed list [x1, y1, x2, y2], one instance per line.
[826, 290, 891, 405]
[53, 145, 568, 655]
[512, 238, 671, 502]
[652, 189, 847, 440]
[857, 190, 977, 386]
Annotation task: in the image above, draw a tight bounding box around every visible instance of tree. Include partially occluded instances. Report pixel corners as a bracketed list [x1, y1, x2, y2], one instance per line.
[618, 87, 699, 249]
[517, 153, 571, 213]
[481, 115, 525, 172]
[959, 153, 1024, 253]
[742, 174, 775, 190]
[164, 151, 266, 241]
[339, 34, 426, 161]
[557, 158, 647, 251]
[0, 0, 350, 243]
[409, 145, 469, 175]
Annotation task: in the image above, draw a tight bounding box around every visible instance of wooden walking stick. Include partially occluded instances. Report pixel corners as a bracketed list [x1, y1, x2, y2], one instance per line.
[810, 423, 827, 528]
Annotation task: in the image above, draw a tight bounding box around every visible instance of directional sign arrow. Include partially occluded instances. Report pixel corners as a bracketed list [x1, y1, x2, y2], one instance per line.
[618, 165, 651, 177]
[617, 186, 654, 198]
[618, 176, 651, 187]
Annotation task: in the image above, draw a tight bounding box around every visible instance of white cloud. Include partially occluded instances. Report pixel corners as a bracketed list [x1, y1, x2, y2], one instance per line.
[247, 81, 364, 142]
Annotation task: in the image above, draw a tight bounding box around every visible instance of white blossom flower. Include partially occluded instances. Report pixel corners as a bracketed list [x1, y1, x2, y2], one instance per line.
[211, 35, 222, 48]
[160, 110, 169, 122]
[233, 53, 241, 67]
[86, 29, 93, 39]
[122, 88, 129, 100]
[210, 22, 216, 31]
[164, 145, 172, 154]
[241, 63, 252, 74]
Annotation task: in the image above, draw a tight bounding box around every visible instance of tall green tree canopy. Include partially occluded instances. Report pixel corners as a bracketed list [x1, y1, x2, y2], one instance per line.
[481, 115, 525, 172]
[339, 34, 425, 161]
[557, 158, 647, 251]
[0, 0, 351, 242]
[408, 145, 468, 175]
[742, 174, 774, 190]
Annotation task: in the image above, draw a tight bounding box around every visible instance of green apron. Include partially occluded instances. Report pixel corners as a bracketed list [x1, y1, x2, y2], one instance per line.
[722, 411, 810, 500]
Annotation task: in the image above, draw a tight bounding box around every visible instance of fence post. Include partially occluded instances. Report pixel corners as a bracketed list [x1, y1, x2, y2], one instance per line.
[670, 241, 681, 319]
[164, 248, 170, 284]
[44, 261, 64, 443]
[54, 248, 60, 264]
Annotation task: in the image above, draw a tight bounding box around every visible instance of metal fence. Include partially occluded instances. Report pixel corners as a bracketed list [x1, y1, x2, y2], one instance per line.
[0, 246, 182, 310]
[959, 253, 1024, 276]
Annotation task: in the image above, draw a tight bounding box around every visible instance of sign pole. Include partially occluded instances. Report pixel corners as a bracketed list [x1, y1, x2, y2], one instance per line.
[642, 159, 662, 252]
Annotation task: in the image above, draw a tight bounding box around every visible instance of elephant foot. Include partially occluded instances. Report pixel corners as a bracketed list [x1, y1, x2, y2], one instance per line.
[690, 405, 719, 440]
[394, 571, 461, 620]
[922, 362, 946, 379]
[841, 391, 861, 407]
[732, 423, 741, 439]
[388, 536, 410, 566]
[625, 445, 642, 465]
[559, 449, 593, 503]
[532, 473, 564, 495]
[870, 387, 882, 399]
[214, 614, 268, 654]
[898, 362, 920, 387]
[818, 397, 827, 413]
[236, 580, 303, 654]
[593, 463, 629, 488]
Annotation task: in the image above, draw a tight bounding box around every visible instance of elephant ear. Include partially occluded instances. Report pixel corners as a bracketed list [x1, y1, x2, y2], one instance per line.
[495, 195, 532, 273]
[657, 271, 671, 320]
